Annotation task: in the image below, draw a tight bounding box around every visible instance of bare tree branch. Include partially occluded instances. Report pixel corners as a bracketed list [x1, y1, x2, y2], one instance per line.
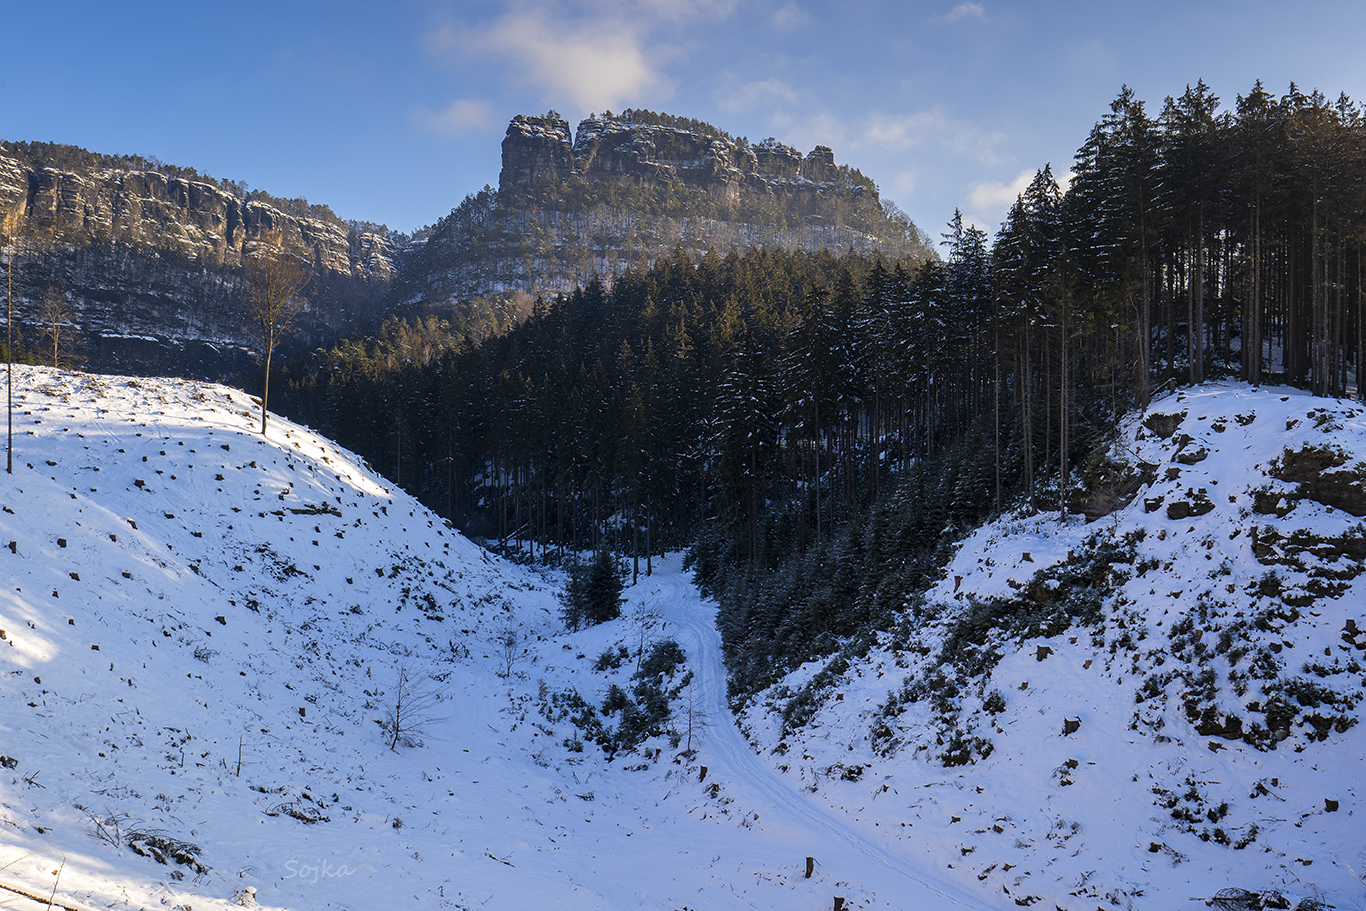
[383, 661, 444, 750]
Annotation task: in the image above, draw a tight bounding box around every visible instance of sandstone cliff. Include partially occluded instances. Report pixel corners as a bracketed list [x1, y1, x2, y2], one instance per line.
[0, 113, 932, 374]
[500, 111, 858, 212]
[0, 143, 400, 377]
[395, 110, 931, 317]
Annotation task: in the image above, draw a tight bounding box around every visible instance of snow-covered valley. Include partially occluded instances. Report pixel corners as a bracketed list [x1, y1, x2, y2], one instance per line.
[1, 368, 1363, 911]
[0, 366, 987, 911]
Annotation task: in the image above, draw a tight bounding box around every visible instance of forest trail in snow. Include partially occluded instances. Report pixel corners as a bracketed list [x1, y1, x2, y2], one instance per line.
[648, 564, 993, 910]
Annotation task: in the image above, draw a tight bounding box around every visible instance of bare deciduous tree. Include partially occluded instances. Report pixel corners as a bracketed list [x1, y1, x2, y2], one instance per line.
[496, 622, 521, 679]
[383, 662, 443, 750]
[38, 283, 79, 370]
[680, 674, 708, 757]
[244, 243, 309, 435]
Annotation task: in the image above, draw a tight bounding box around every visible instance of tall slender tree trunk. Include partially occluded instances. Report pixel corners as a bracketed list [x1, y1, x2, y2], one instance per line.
[1358, 254, 1365, 402]
[1059, 296, 1069, 520]
[1020, 325, 1034, 509]
[1189, 214, 1206, 385]
[261, 341, 273, 435]
[1166, 252, 1177, 380]
[1137, 216, 1152, 407]
[1288, 232, 1306, 385]
[1248, 202, 1263, 385]
[993, 321, 1002, 514]
[1311, 204, 1327, 396]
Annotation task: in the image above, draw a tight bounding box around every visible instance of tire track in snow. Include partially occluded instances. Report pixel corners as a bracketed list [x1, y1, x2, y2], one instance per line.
[654, 571, 993, 910]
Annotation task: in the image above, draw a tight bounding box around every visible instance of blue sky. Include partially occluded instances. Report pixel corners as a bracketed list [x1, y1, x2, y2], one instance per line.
[6, 1, 1365, 243]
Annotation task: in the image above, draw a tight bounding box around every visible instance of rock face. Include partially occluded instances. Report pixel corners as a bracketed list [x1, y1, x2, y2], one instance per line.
[499, 111, 870, 213]
[394, 111, 931, 318]
[499, 114, 578, 192]
[0, 114, 931, 372]
[0, 144, 400, 377]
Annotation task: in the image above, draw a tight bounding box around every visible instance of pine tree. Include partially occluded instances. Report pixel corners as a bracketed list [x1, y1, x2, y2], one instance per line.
[714, 323, 776, 564]
[1158, 81, 1225, 385]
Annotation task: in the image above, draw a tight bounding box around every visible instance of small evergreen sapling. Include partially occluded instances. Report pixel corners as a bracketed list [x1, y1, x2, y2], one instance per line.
[560, 550, 624, 631]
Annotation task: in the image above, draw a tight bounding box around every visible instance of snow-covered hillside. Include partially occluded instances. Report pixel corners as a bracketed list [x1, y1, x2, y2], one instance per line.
[0, 366, 991, 911]
[743, 383, 1366, 910]
[5, 370, 1362, 911]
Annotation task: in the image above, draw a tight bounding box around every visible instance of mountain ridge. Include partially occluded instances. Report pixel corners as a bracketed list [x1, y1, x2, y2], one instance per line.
[2, 109, 932, 377]
[386, 110, 934, 322]
[0, 141, 400, 377]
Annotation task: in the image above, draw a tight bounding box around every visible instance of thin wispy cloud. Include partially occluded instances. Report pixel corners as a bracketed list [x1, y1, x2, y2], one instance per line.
[770, 1, 812, 30]
[718, 78, 801, 113]
[939, 2, 986, 23]
[412, 98, 496, 134]
[890, 168, 920, 200]
[861, 108, 1007, 169]
[863, 110, 948, 148]
[629, 0, 738, 24]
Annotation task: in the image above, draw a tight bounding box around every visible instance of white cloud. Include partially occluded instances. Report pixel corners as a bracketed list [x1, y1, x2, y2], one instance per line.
[427, 8, 666, 114]
[961, 214, 994, 235]
[941, 2, 986, 22]
[424, 0, 743, 116]
[412, 98, 496, 134]
[964, 168, 1073, 230]
[967, 169, 1035, 216]
[769, 1, 811, 30]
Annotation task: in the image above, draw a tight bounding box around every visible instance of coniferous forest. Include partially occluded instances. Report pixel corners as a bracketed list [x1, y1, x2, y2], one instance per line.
[274, 82, 1366, 702]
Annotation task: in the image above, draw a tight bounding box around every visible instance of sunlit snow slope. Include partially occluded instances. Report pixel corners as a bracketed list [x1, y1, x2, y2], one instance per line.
[0, 366, 989, 911]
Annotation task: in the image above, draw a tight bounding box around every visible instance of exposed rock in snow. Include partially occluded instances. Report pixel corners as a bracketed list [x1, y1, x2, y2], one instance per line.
[744, 383, 1366, 911]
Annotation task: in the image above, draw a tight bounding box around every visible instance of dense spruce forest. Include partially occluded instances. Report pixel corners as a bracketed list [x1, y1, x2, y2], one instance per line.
[275, 81, 1366, 702]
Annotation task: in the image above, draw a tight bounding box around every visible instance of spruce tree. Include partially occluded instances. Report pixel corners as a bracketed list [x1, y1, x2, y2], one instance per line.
[561, 550, 624, 631]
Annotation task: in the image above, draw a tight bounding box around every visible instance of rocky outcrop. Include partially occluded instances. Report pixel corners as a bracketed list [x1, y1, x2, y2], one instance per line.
[395, 111, 931, 318]
[499, 114, 577, 193]
[498, 111, 874, 213]
[0, 113, 931, 372]
[0, 144, 401, 377]
[1, 155, 397, 281]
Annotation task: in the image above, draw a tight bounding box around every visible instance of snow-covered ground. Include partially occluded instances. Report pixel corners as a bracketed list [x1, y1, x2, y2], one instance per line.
[0, 366, 989, 911]
[743, 382, 1366, 910]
